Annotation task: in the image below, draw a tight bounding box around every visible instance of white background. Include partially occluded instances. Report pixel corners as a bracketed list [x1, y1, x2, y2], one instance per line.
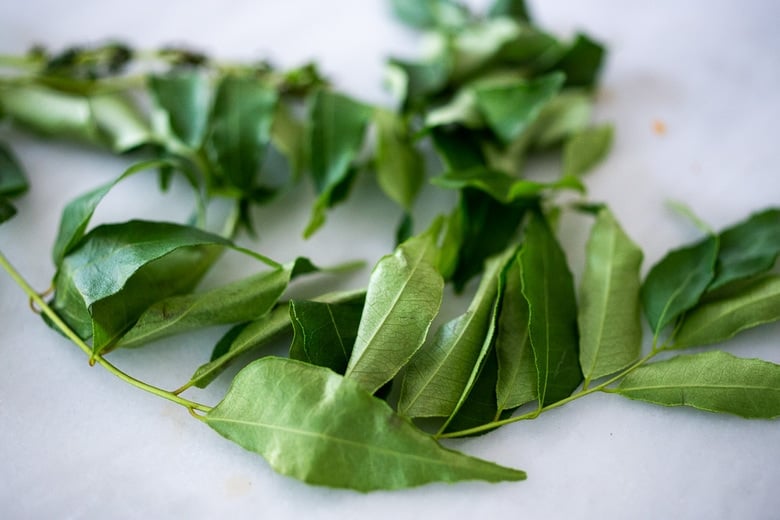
[1, 1, 779, 519]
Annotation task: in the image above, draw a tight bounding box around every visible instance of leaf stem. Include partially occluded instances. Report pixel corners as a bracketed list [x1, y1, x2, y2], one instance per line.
[0, 250, 212, 414]
[438, 348, 661, 439]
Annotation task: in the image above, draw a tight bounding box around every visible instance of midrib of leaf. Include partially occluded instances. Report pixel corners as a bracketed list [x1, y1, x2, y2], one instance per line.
[583, 228, 616, 386]
[677, 290, 780, 341]
[327, 304, 349, 360]
[400, 310, 478, 414]
[619, 383, 780, 392]
[207, 415, 509, 474]
[653, 267, 699, 337]
[540, 251, 551, 404]
[347, 246, 432, 377]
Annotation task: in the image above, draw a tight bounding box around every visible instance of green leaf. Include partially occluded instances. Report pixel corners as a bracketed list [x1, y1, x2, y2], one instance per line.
[190, 289, 365, 389]
[385, 57, 451, 110]
[526, 91, 593, 149]
[578, 208, 643, 385]
[0, 198, 17, 224]
[0, 142, 28, 198]
[304, 90, 371, 237]
[389, 0, 469, 30]
[641, 235, 718, 335]
[449, 189, 527, 291]
[488, 0, 531, 22]
[89, 92, 152, 152]
[149, 71, 210, 148]
[398, 249, 510, 419]
[562, 124, 613, 178]
[425, 88, 484, 129]
[345, 223, 445, 394]
[555, 33, 606, 88]
[117, 266, 297, 349]
[430, 125, 486, 171]
[674, 275, 780, 349]
[207, 75, 278, 193]
[709, 208, 780, 290]
[205, 357, 525, 491]
[288, 298, 365, 374]
[474, 72, 565, 143]
[495, 254, 536, 412]
[520, 211, 581, 406]
[270, 100, 307, 180]
[51, 159, 192, 266]
[373, 109, 424, 212]
[613, 351, 780, 419]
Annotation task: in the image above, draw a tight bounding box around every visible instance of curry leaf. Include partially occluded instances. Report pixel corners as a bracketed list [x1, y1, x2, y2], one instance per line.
[398, 249, 510, 418]
[345, 223, 444, 394]
[373, 109, 424, 212]
[555, 33, 605, 88]
[709, 208, 780, 291]
[495, 254, 536, 412]
[641, 235, 718, 336]
[270, 100, 307, 180]
[612, 351, 780, 419]
[488, 0, 532, 22]
[0, 142, 28, 198]
[190, 289, 365, 388]
[206, 74, 277, 193]
[89, 92, 152, 152]
[578, 208, 643, 386]
[389, 0, 469, 30]
[674, 275, 780, 349]
[520, 211, 582, 407]
[205, 357, 525, 491]
[288, 298, 365, 374]
[474, 72, 564, 143]
[304, 90, 371, 237]
[562, 124, 613, 178]
[432, 167, 581, 204]
[149, 71, 210, 148]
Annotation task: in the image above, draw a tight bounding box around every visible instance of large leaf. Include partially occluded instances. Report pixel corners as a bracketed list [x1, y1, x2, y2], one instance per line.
[190, 289, 366, 389]
[641, 235, 718, 336]
[373, 109, 424, 212]
[149, 71, 210, 148]
[520, 211, 581, 406]
[674, 275, 780, 349]
[207, 75, 278, 193]
[345, 224, 444, 394]
[495, 254, 536, 412]
[612, 351, 780, 419]
[288, 298, 365, 374]
[709, 208, 780, 290]
[398, 250, 509, 418]
[304, 90, 371, 237]
[205, 357, 525, 491]
[474, 72, 564, 143]
[578, 208, 643, 386]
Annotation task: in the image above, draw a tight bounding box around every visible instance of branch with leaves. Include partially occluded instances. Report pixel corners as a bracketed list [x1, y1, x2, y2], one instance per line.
[1, 0, 779, 492]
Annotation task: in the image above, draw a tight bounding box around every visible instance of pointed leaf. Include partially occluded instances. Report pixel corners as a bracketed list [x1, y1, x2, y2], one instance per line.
[613, 351, 780, 419]
[488, 0, 531, 22]
[495, 255, 536, 411]
[556, 33, 605, 88]
[474, 72, 564, 143]
[432, 167, 580, 204]
[709, 208, 780, 290]
[207, 75, 278, 192]
[0, 142, 28, 198]
[562, 124, 613, 178]
[399, 250, 510, 418]
[288, 298, 365, 374]
[89, 92, 152, 152]
[345, 224, 444, 394]
[641, 235, 718, 334]
[578, 208, 643, 385]
[270, 100, 307, 179]
[520, 212, 581, 406]
[374, 109, 424, 212]
[149, 71, 210, 148]
[304, 90, 371, 237]
[674, 275, 780, 349]
[206, 357, 525, 491]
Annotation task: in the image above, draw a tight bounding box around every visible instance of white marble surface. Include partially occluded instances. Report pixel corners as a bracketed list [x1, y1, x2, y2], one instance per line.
[1, 1, 779, 518]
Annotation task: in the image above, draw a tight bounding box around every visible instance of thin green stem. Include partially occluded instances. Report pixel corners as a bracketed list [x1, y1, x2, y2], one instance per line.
[438, 348, 661, 439]
[0, 250, 212, 414]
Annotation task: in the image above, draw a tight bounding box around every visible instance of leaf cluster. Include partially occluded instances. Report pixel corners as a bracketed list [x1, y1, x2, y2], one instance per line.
[0, 0, 778, 494]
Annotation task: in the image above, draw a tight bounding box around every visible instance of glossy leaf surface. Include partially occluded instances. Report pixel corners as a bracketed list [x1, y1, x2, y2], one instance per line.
[614, 351, 780, 418]
[206, 357, 525, 491]
[149, 71, 210, 148]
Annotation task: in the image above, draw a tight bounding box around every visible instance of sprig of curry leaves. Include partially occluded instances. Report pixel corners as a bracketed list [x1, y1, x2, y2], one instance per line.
[1, 0, 779, 492]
